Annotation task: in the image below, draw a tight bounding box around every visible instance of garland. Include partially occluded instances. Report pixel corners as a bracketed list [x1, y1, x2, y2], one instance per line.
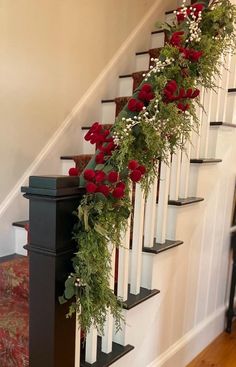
[60, 0, 236, 334]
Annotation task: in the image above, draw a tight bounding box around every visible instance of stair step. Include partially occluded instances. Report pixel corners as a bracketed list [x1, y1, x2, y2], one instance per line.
[102, 97, 130, 117]
[123, 286, 159, 310]
[12, 220, 29, 229]
[168, 197, 204, 206]
[210, 121, 236, 128]
[190, 158, 222, 164]
[61, 154, 93, 175]
[228, 88, 236, 93]
[143, 239, 183, 254]
[80, 337, 134, 367]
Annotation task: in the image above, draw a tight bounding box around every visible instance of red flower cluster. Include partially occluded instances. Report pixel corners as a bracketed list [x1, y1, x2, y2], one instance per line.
[180, 47, 203, 62]
[128, 160, 146, 183]
[83, 168, 126, 199]
[164, 80, 200, 111]
[128, 84, 155, 113]
[176, 3, 205, 23]
[170, 31, 184, 47]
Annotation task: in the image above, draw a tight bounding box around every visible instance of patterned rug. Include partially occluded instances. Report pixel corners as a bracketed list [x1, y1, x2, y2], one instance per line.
[0, 256, 29, 367]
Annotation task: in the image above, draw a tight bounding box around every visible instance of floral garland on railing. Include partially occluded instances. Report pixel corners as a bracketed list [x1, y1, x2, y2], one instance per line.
[60, 0, 236, 334]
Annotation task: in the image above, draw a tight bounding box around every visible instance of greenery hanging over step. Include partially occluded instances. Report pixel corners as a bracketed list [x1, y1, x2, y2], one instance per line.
[60, 0, 236, 334]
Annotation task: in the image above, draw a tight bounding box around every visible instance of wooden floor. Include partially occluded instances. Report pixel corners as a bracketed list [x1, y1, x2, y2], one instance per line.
[187, 322, 236, 367]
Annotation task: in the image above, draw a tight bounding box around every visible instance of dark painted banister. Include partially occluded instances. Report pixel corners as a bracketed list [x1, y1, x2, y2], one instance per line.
[22, 175, 85, 367]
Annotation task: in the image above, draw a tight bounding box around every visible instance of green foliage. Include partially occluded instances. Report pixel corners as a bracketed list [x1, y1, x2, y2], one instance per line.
[61, 0, 236, 335]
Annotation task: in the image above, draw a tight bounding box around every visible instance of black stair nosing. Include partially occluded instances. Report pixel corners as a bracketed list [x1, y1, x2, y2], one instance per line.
[228, 88, 236, 93]
[119, 73, 133, 79]
[190, 158, 222, 164]
[0, 254, 25, 263]
[165, 9, 174, 15]
[12, 220, 29, 229]
[80, 337, 134, 367]
[136, 50, 149, 56]
[101, 99, 116, 104]
[168, 197, 204, 206]
[60, 155, 76, 160]
[210, 121, 236, 128]
[123, 285, 160, 310]
[151, 29, 165, 35]
[143, 239, 183, 254]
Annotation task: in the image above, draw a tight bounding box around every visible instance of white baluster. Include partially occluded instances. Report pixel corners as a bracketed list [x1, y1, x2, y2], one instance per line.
[102, 243, 116, 353]
[222, 53, 232, 123]
[144, 176, 158, 248]
[191, 87, 205, 159]
[130, 184, 145, 294]
[179, 135, 192, 199]
[211, 57, 223, 122]
[156, 154, 171, 243]
[74, 316, 81, 367]
[169, 149, 181, 201]
[200, 89, 213, 158]
[117, 187, 132, 300]
[85, 327, 97, 364]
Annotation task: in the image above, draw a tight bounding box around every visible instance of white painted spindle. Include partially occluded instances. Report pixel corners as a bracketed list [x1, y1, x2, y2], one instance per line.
[191, 87, 205, 159]
[130, 183, 145, 294]
[199, 89, 213, 158]
[85, 327, 97, 364]
[222, 53, 232, 123]
[102, 243, 116, 353]
[74, 316, 81, 367]
[117, 187, 132, 300]
[156, 154, 171, 243]
[179, 137, 192, 199]
[169, 149, 181, 201]
[144, 175, 158, 248]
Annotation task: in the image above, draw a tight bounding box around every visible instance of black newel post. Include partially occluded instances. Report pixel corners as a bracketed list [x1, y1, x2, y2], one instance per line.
[22, 176, 84, 367]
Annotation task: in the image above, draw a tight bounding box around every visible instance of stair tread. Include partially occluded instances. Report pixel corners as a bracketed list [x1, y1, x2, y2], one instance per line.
[123, 285, 160, 310]
[228, 88, 236, 93]
[151, 29, 165, 34]
[80, 337, 134, 367]
[190, 158, 222, 164]
[210, 121, 236, 128]
[61, 153, 93, 160]
[143, 239, 183, 254]
[168, 197, 204, 206]
[12, 220, 29, 228]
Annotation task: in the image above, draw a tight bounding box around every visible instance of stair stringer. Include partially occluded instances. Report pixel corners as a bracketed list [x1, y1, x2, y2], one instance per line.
[110, 128, 236, 367]
[0, 0, 178, 256]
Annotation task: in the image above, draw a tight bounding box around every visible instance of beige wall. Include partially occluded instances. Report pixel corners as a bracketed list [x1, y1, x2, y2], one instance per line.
[0, 0, 156, 202]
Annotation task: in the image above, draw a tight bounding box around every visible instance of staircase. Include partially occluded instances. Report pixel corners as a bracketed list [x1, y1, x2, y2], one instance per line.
[1, 1, 236, 366]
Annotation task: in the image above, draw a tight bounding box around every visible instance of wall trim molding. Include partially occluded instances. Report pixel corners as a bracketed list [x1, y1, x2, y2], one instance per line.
[147, 306, 226, 367]
[0, 0, 166, 220]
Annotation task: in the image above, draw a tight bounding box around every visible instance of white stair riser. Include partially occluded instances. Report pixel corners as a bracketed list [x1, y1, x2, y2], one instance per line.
[165, 12, 175, 24]
[61, 159, 75, 175]
[118, 77, 133, 97]
[226, 93, 236, 124]
[101, 102, 116, 124]
[14, 227, 27, 256]
[135, 53, 150, 72]
[82, 130, 96, 154]
[150, 32, 165, 49]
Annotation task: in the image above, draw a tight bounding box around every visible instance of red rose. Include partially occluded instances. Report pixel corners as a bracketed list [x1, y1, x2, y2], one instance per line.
[86, 182, 97, 193]
[116, 182, 126, 190]
[177, 103, 190, 111]
[95, 170, 106, 183]
[170, 31, 184, 47]
[185, 88, 193, 98]
[84, 122, 102, 141]
[128, 160, 139, 170]
[141, 83, 152, 93]
[84, 169, 95, 181]
[178, 88, 185, 99]
[108, 171, 119, 183]
[95, 152, 105, 164]
[128, 98, 138, 112]
[192, 89, 200, 98]
[138, 165, 146, 175]
[130, 169, 142, 182]
[96, 184, 110, 197]
[112, 187, 125, 199]
[68, 167, 79, 176]
[192, 3, 204, 14]
[165, 80, 178, 93]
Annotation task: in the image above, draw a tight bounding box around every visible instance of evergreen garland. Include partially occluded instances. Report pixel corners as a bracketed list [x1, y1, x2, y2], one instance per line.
[60, 0, 236, 334]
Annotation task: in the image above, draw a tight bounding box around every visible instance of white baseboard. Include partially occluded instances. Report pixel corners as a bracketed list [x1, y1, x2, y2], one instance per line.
[147, 306, 226, 367]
